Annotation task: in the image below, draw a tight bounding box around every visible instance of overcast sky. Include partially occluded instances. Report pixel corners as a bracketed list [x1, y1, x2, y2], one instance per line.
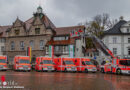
[0, 0, 130, 27]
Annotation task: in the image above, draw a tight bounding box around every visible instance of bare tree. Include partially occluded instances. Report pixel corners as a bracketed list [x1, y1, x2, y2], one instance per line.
[85, 13, 117, 37]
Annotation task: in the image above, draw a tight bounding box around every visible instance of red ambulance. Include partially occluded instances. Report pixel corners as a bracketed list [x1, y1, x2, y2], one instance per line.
[0, 56, 8, 71]
[74, 58, 97, 73]
[35, 57, 55, 71]
[53, 57, 77, 72]
[13, 56, 31, 71]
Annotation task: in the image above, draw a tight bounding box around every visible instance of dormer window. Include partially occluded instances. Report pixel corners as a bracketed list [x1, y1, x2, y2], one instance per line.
[15, 29, 20, 35]
[35, 28, 40, 34]
[127, 28, 129, 33]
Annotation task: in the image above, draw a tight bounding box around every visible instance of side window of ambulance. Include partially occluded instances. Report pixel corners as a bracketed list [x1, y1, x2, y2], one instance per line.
[82, 61, 85, 65]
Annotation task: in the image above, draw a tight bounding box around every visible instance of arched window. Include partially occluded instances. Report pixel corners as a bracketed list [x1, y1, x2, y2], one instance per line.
[11, 41, 15, 50]
[40, 40, 44, 50]
[30, 40, 34, 50]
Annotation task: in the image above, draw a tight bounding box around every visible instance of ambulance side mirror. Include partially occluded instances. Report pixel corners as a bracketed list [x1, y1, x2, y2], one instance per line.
[82, 61, 85, 65]
[16, 62, 19, 64]
[63, 61, 65, 65]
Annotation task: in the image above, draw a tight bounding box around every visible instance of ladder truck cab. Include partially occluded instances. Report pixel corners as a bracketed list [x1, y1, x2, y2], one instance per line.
[0, 56, 8, 71]
[74, 58, 97, 73]
[53, 57, 77, 72]
[13, 56, 31, 71]
[35, 57, 55, 72]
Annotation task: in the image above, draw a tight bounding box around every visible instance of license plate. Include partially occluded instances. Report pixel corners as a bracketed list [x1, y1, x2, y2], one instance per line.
[71, 68, 75, 71]
[23, 67, 28, 69]
[48, 68, 52, 70]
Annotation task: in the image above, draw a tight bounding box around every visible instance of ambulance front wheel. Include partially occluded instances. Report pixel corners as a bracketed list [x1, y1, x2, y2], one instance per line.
[84, 69, 88, 73]
[116, 69, 121, 75]
[101, 68, 105, 73]
[64, 68, 67, 72]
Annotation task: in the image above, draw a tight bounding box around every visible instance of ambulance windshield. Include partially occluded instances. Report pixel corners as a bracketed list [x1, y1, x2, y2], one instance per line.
[85, 61, 93, 65]
[43, 60, 53, 64]
[119, 60, 130, 66]
[64, 61, 74, 65]
[19, 60, 30, 64]
[0, 59, 6, 63]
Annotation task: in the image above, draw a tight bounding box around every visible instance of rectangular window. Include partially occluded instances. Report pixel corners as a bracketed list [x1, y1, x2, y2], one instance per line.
[15, 29, 20, 35]
[1, 46, 5, 51]
[127, 28, 129, 33]
[128, 48, 130, 55]
[11, 41, 15, 50]
[20, 41, 24, 50]
[40, 40, 44, 50]
[30, 40, 34, 50]
[55, 46, 59, 51]
[54, 36, 66, 41]
[65, 36, 69, 40]
[113, 37, 117, 44]
[1, 38, 5, 43]
[113, 48, 117, 55]
[46, 46, 49, 54]
[63, 46, 68, 53]
[94, 51, 99, 56]
[35, 28, 40, 34]
[128, 38, 130, 43]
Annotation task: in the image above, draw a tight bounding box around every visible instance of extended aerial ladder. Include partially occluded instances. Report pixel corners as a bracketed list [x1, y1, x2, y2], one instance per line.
[70, 29, 115, 59]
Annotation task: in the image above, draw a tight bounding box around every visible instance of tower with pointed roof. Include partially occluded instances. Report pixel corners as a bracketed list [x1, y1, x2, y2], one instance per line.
[37, 6, 43, 14]
[34, 6, 44, 19]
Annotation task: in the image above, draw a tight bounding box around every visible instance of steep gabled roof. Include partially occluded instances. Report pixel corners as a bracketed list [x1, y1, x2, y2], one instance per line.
[25, 17, 34, 30]
[0, 25, 11, 37]
[54, 25, 85, 36]
[104, 20, 127, 35]
[25, 15, 56, 31]
[43, 15, 56, 29]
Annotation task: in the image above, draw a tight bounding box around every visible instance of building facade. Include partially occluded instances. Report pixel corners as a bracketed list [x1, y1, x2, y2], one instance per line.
[102, 19, 130, 59]
[4, 6, 55, 64]
[46, 26, 85, 58]
[0, 26, 10, 55]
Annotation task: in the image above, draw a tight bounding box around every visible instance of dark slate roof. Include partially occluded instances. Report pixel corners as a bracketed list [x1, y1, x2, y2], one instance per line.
[104, 20, 127, 35]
